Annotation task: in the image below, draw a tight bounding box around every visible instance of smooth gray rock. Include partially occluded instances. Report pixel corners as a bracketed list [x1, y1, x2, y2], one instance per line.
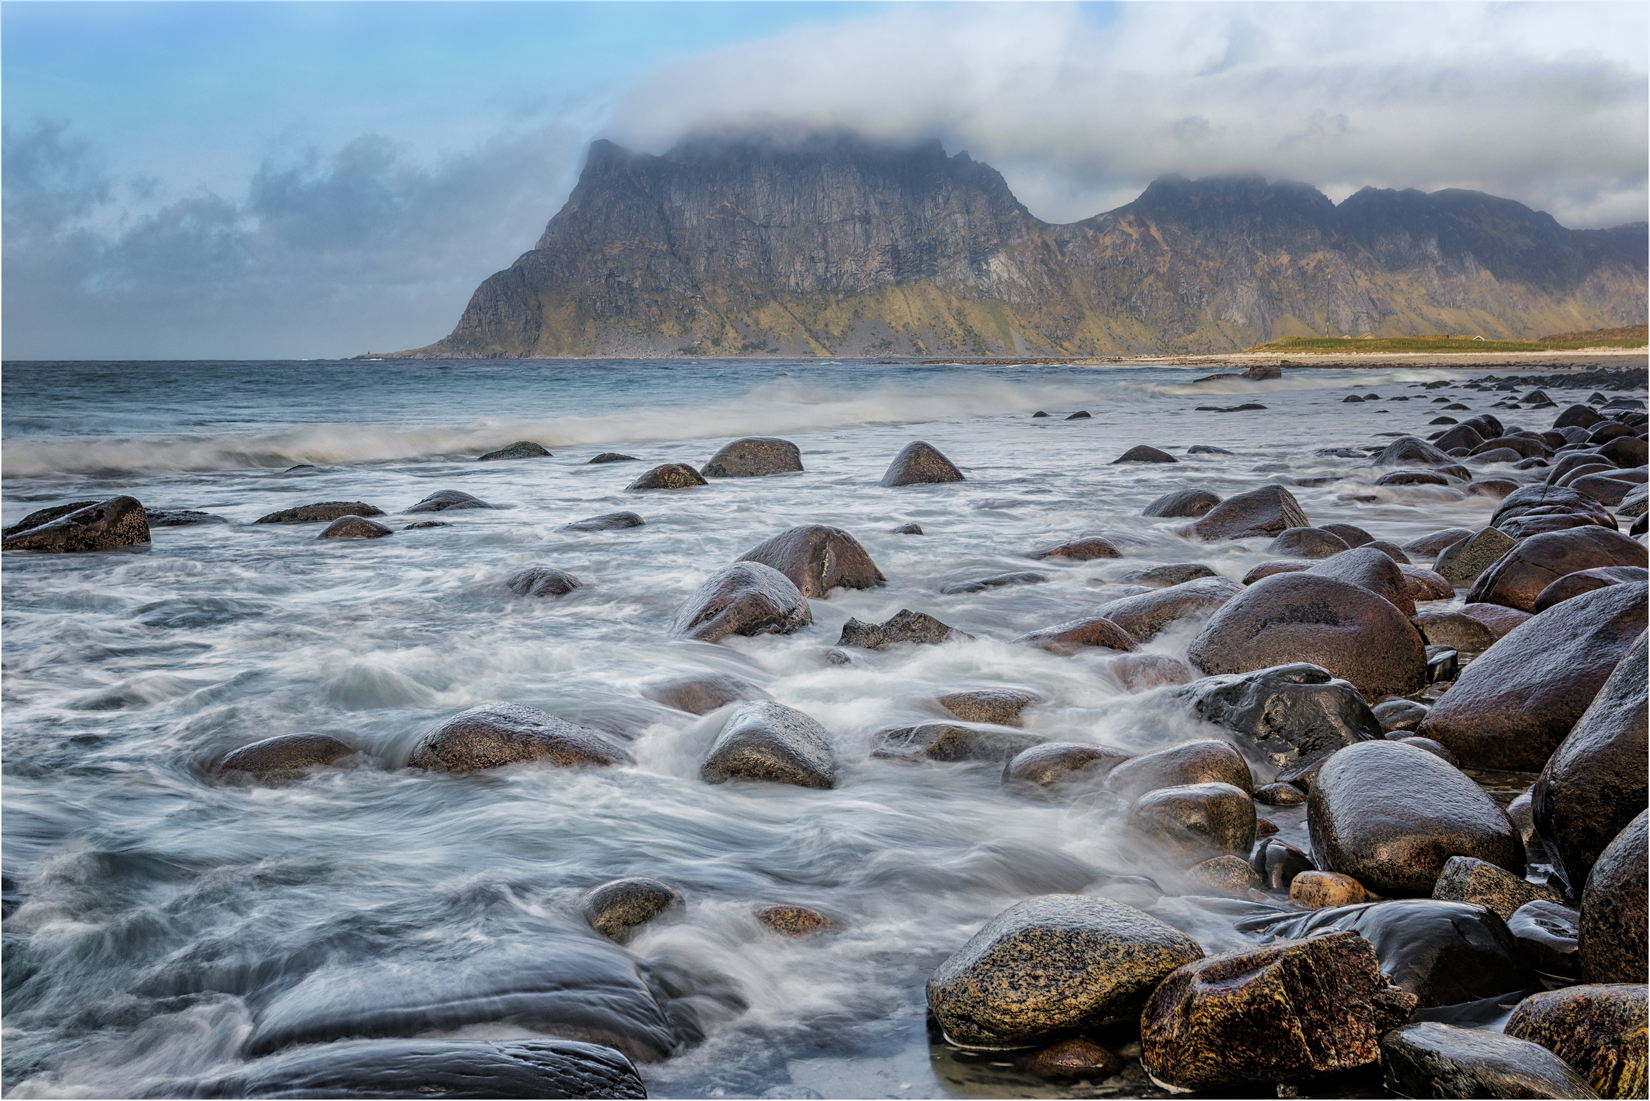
[701, 701, 836, 788]
[880, 441, 963, 486]
[737, 525, 884, 598]
[562, 511, 645, 532]
[506, 567, 581, 596]
[627, 463, 708, 490]
[700, 437, 803, 478]
[406, 490, 493, 513]
[408, 704, 633, 772]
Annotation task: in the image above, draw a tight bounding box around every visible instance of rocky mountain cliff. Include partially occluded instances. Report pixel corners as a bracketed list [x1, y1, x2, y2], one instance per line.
[396, 132, 1648, 358]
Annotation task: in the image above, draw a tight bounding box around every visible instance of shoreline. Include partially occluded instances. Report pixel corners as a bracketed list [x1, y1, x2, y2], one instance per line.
[883, 349, 1650, 371]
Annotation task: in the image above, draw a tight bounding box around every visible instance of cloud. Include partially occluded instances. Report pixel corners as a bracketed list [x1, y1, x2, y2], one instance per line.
[2, 120, 585, 359]
[607, 2, 1648, 229]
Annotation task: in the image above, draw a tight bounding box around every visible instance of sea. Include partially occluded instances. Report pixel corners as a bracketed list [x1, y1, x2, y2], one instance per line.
[0, 357, 1579, 1097]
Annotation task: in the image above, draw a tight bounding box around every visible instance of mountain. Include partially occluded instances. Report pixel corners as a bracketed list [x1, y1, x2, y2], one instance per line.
[393, 132, 1648, 358]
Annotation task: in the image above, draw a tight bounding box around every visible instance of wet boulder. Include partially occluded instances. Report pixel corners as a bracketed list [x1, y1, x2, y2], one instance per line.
[737, 525, 884, 599]
[1013, 616, 1135, 654]
[1125, 782, 1256, 861]
[925, 895, 1203, 1047]
[1321, 523, 1375, 548]
[1599, 435, 1648, 467]
[506, 567, 580, 596]
[1104, 740, 1252, 801]
[1381, 1023, 1598, 1099]
[1411, 611, 1498, 651]
[1435, 424, 1488, 451]
[588, 453, 638, 464]
[1, 500, 98, 536]
[1186, 485, 1309, 540]
[1305, 545, 1417, 616]
[407, 703, 633, 772]
[1143, 489, 1221, 517]
[1268, 526, 1351, 558]
[1109, 653, 1194, 689]
[700, 701, 836, 788]
[1172, 663, 1382, 781]
[1406, 527, 1474, 557]
[756, 904, 836, 936]
[1533, 631, 1648, 892]
[1572, 474, 1639, 507]
[406, 490, 494, 513]
[1491, 484, 1618, 535]
[1291, 871, 1369, 909]
[1431, 856, 1561, 919]
[1400, 565, 1454, 602]
[699, 437, 802, 478]
[561, 511, 645, 532]
[1092, 576, 1242, 642]
[1578, 810, 1648, 984]
[1556, 404, 1608, 430]
[1372, 436, 1454, 466]
[1308, 740, 1522, 895]
[669, 562, 812, 642]
[937, 688, 1043, 727]
[1435, 526, 1517, 587]
[1416, 581, 1647, 770]
[640, 673, 771, 715]
[1466, 527, 1646, 612]
[477, 440, 551, 461]
[1002, 743, 1131, 790]
[146, 508, 229, 527]
[1112, 445, 1176, 463]
[214, 733, 355, 782]
[838, 609, 967, 649]
[939, 571, 1046, 594]
[1508, 900, 1582, 978]
[253, 501, 384, 524]
[1534, 566, 1650, 612]
[1506, 985, 1648, 1100]
[1020, 1038, 1124, 1081]
[1187, 573, 1428, 700]
[1026, 536, 1119, 560]
[581, 878, 683, 943]
[880, 441, 964, 486]
[1378, 469, 1452, 486]
[1374, 698, 1429, 732]
[627, 463, 708, 490]
[1241, 561, 1308, 584]
[1120, 563, 1219, 587]
[2, 495, 150, 552]
[1140, 932, 1415, 1091]
[317, 516, 393, 539]
[872, 723, 1046, 764]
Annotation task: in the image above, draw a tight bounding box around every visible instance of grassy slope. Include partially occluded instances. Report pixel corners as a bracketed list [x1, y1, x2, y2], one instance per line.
[1249, 324, 1649, 355]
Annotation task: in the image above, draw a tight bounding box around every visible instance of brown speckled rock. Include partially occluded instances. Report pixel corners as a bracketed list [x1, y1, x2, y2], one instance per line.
[873, 723, 1046, 764]
[626, 463, 708, 490]
[408, 703, 633, 772]
[1467, 527, 1646, 612]
[1013, 616, 1136, 654]
[838, 609, 966, 649]
[926, 895, 1203, 1047]
[1141, 932, 1415, 1090]
[1187, 485, 1309, 540]
[1002, 742, 1130, 789]
[319, 516, 394, 539]
[1506, 984, 1648, 1100]
[670, 562, 812, 642]
[1126, 782, 1256, 862]
[1027, 537, 1120, 561]
[1020, 1038, 1124, 1081]
[1269, 527, 1352, 559]
[1306, 546, 1417, 616]
[1185, 854, 1262, 895]
[1105, 740, 1252, 801]
[581, 878, 683, 943]
[1579, 810, 1648, 985]
[701, 701, 836, 788]
[215, 732, 355, 781]
[699, 437, 802, 478]
[738, 524, 884, 598]
[1093, 577, 1242, 642]
[758, 904, 836, 936]
[937, 688, 1044, 727]
[1290, 871, 1369, 909]
[880, 441, 964, 486]
[2, 495, 151, 552]
[1431, 855, 1562, 919]
[1143, 489, 1220, 518]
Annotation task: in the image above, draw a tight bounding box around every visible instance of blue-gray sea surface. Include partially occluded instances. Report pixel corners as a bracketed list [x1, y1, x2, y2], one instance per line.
[0, 358, 1576, 1097]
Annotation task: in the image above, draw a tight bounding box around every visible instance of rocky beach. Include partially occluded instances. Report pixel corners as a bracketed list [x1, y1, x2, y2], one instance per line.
[2, 355, 1647, 1099]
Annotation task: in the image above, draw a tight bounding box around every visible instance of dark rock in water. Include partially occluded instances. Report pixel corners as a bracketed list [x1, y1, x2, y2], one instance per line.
[756, 904, 836, 936]
[582, 878, 683, 943]
[1187, 573, 1429, 699]
[940, 571, 1046, 594]
[1, 500, 98, 536]
[641, 673, 771, 715]
[254, 501, 384, 524]
[738, 524, 884, 598]
[1105, 740, 1252, 801]
[837, 609, 966, 649]
[1184, 853, 1262, 894]
[1013, 616, 1136, 654]
[1269, 526, 1352, 558]
[1381, 1022, 1597, 1099]
[670, 562, 812, 642]
[1187, 444, 1234, 455]
[1027, 536, 1120, 560]
[406, 490, 494, 513]
[147, 1038, 647, 1099]
[1508, 900, 1581, 978]
[1172, 663, 1382, 781]
[506, 567, 582, 597]
[1305, 545, 1417, 616]
[1254, 782, 1308, 807]
[1533, 631, 1648, 892]
[880, 441, 964, 486]
[1111, 445, 1176, 464]
[1491, 483, 1619, 534]
[1431, 415, 1460, 424]
[1141, 932, 1415, 1091]
[1321, 522, 1374, 548]
[1534, 566, 1649, 612]
[1468, 478, 1520, 499]
[925, 895, 1203, 1047]
[1003, 742, 1130, 790]
[1020, 1038, 1124, 1081]
[1467, 527, 1647, 612]
[562, 511, 645, 532]
[1065, 410, 1091, 420]
[1126, 782, 1255, 861]
[1599, 435, 1649, 467]
[1406, 527, 1474, 557]
[1143, 489, 1221, 518]
[2, 495, 151, 553]
[1308, 740, 1522, 895]
[1186, 484, 1309, 540]
[1396, 564, 1452, 602]
[1431, 855, 1561, 919]
[477, 440, 551, 461]
[1093, 576, 1242, 642]
[215, 733, 355, 781]
[1417, 582, 1647, 770]
[1436, 526, 1517, 588]
[146, 508, 230, 527]
[700, 437, 803, 478]
[1119, 563, 1218, 587]
[1578, 810, 1648, 984]
[1372, 436, 1454, 466]
[627, 463, 708, 490]
[1343, 394, 1365, 403]
[938, 688, 1043, 727]
[409, 703, 633, 772]
[404, 521, 448, 530]
[1031, 410, 1050, 418]
[1109, 653, 1194, 689]
[1241, 560, 1309, 584]
[1374, 698, 1429, 732]
[701, 701, 836, 788]
[1394, 734, 1458, 763]
[1379, 469, 1453, 486]
[873, 723, 1046, 764]
[1436, 424, 1489, 451]
[890, 522, 923, 535]
[1506, 984, 1648, 1100]
[588, 452, 639, 463]
[1411, 610, 1503, 652]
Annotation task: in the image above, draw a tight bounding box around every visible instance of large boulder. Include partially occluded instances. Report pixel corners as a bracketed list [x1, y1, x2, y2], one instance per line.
[1306, 546, 1417, 616]
[1466, 527, 1647, 612]
[1555, 403, 1606, 429]
[1506, 985, 1649, 1100]
[1416, 582, 1647, 770]
[1125, 782, 1256, 861]
[1, 500, 98, 536]
[1140, 932, 1415, 1091]
[1380, 1023, 1598, 1099]
[1308, 740, 1522, 895]
[1104, 740, 1252, 800]
[639, 673, 771, 715]
[1579, 810, 1648, 984]
[669, 563, 812, 642]
[925, 895, 1202, 1047]
[1435, 424, 1488, 451]
[627, 464, 708, 490]
[1187, 573, 1428, 700]
[1491, 484, 1618, 536]
[407, 703, 633, 772]
[700, 701, 836, 788]
[1171, 663, 1382, 781]
[1092, 577, 1242, 642]
[880, 441, 964, 486]
[1533, 632, 1649, 892]
[1268, 527, 1351, 559]
[1435, 526, 1518, 587]
[214, 733, 355, 782]
[1, 495, 150, 552]
[1541, 567, 1650, 612]
[1013, 616, 1136, 654]
[1003, 743, 1131, 790]
[1431, 855, 1561, 920]
[1143, 489, 1220, 517]
[1186, 485, 1308, 540]
[1372, 436, 1454, 466]
[699, 437, 802, 478]
[405, 490, 493, 512]
[253, 501, 384, 524]
[1026, 536, 1119, 560]
[737, 525, 884, 598]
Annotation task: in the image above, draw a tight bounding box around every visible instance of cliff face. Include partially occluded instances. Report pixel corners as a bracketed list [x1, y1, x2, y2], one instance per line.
[401, 133, 1648, 358]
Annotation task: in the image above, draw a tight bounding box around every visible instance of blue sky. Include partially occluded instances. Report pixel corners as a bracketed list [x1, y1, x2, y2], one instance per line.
[3, 2, 1644, 359]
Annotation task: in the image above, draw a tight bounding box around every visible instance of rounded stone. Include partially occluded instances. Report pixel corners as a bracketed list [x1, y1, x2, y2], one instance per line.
[737, 525, 884, 599]
[1092, 577, 1242, 642]
[1187, 485, 1309, 540]
[1374, 698, 1430, 732]
[872, 723, 1046, 764]
[505, 566, 581, 596]
[1322, 523, 1375, 548]
[1126, 782, 1256, 862]
[1269, 527, 1352, 559]
[1143, 489, 1221, 517]
[1430, 855, 1561, 919]
[407, 703, 634, 772]
[626, 463, 708, 490]
[1305, 545, 1417, 616]
[1405, 528, 1474, 557]
[937, 688, 1043, 727]
[1112, 445, 1176, 464]
[1184, 854, 1262, 895]
[477, 440, 551, 461]
[1290, 871, 1369, 909]
[581, 878, 683, 943]
[1254, 782, 1307, 806]
[1380, 1022, 1597, 1099]
[1108, 653, 1193, 690]
[757, 904, 836, 936]
[1104, 740, 1253, 801]
[1467, 527, 1647, 612]
[215, 732, 355, 781]
[318, 516, 394, 539]
[405, 489, 493, 513]
[670, 562, 812, 642]
[1400, 565, 1455, 602]
[1027, 536, 1120, 560]
[1012, 616, 1136, 654]
[699, 437, 803, 478]
[880, 441, 964, 486]
[1579, 810, 1648, 985]
[639, 673, 771, 715]
[1378, 469, 1452, 486]
[1002, 742, 1130, 790]
[700, 701, 836, 788]
[1120, 563, 1219, 587]
[1242, 560, 1309, 584]
[1506, 984, 1648, 1100]
[1020, 1038, 1124, 1081]
[1534, 566, 1650, 613]
[561, 511, 645, 532]
[1371, 436, 1454, 466]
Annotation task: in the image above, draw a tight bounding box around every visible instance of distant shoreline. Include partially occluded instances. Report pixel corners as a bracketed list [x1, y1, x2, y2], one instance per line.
[876, 349, 1649, 371]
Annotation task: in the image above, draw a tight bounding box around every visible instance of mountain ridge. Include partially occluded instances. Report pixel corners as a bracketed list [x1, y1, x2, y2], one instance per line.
[392, 132, 1647, 359]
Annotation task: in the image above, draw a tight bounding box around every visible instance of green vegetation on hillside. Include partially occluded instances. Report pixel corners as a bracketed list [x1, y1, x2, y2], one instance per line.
[1248, 326, 1648, 355]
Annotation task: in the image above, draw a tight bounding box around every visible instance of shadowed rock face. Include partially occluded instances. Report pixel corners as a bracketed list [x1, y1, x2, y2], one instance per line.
[627, 463, 708, 490]
[477, 440, 551, 461]
[1172, 663, 1382, 781]
[2, 496, 151, 552]
[1187, 485, 1309, 540]
[1380, 1023, 1598, 1099]
[506, 567, 581, 597]
[406, 490, 493, 513]
[1143, 489, 1220, 518]
[1469, 527, 1647, 612]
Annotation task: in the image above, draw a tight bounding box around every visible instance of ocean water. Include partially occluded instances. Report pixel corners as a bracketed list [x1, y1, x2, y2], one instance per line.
[0, 358, 1582, 1097]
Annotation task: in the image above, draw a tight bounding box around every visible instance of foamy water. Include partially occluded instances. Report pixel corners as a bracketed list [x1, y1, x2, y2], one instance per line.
[0, 358, 1580, 1097]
